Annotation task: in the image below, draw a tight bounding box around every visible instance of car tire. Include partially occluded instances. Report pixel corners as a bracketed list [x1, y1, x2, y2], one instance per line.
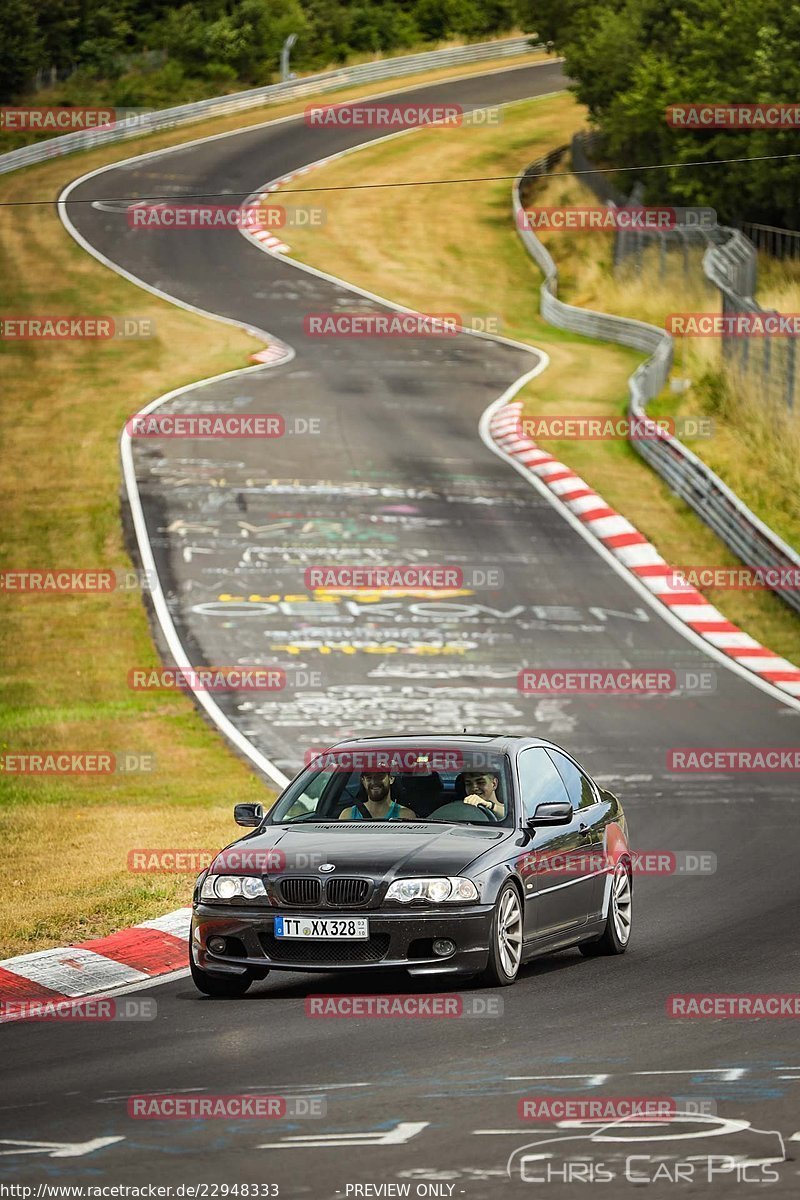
[190, 957, 256, 997]
[482, 882, 524, 986]
[579, 861, 632, 957]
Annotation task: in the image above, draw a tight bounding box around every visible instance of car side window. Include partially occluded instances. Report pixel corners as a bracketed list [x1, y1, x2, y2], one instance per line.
[547, 750, 596, 810]
[517, 748, 570, 821]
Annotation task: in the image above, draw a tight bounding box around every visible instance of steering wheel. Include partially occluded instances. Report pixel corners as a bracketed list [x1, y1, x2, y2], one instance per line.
[430, 800, 493, 824]
[477, 803, 501, 824]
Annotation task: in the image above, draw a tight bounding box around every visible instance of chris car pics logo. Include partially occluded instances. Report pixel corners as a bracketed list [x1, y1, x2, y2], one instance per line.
[506, 1113, 785, 1185]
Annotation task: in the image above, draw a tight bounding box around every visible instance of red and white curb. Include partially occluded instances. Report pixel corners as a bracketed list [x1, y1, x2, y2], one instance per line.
[490, 401, 800, 699]
[0, 908, 190, 1013]
[246, 164, 317, 255]
[250, 343, 293, 365]
[247, 182, 291, 253]
[244, 165, 323, 367]
[243, 168, 323, 366]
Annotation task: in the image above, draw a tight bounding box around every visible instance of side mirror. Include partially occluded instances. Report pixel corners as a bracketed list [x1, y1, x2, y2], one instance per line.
[234, 802, 264, 827]
[527, 800, 572, 826]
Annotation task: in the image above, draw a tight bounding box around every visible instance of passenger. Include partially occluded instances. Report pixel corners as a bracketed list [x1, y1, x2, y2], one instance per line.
[339, 771, 416, 821]
[462, 771, 505, 818]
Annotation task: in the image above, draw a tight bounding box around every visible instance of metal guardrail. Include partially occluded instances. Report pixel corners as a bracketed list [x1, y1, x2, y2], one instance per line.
[569, 129, 629, 208]
[515, 151, 800, 614]
[0, 36, 541, 176]
[704, 228, 758, 299]
[573, 131, 799, 412]
[741, 221, 800, 260]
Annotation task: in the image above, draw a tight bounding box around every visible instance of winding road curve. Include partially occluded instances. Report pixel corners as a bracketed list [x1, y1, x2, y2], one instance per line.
[2, 61, 799, 1197]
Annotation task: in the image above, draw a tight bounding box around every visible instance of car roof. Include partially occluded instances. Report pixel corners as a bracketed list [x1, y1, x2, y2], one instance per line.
[319, 734, 567, 756]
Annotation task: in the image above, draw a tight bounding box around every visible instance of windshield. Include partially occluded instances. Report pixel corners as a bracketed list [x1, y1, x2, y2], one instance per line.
[268, 745, 513, 827]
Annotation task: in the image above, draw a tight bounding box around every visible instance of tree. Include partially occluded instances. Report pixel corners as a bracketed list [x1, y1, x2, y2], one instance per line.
[0, 0, 43, 99]
[533, 0, 800, 227]
[35, 0, 82, 72]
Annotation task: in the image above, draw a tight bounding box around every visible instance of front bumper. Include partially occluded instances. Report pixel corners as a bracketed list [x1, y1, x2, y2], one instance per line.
[191, 902, 493, 976]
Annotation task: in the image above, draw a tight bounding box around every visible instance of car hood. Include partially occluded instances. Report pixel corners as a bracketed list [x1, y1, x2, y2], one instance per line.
[213, 822, 510, 881]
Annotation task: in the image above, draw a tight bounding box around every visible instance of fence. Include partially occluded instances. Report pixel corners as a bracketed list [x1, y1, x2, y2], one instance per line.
[572, 131, 798, 413]
[740, 222, 800, 261]
[515, 150, 800, 615]
[0, 36, 541, 176]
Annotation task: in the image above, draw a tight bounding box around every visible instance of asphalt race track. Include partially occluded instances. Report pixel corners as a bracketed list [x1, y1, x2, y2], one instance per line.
[3, 60, 800, 1197]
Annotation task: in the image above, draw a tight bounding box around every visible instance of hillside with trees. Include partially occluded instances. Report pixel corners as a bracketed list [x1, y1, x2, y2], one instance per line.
[526, 0, 800, 227]
[1, 0, 522, 109]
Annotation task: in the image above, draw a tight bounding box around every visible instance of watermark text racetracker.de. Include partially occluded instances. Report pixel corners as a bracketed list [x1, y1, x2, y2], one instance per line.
[304, 101, 502, 128]
[667, 102, 800, 128]
[1, 316, 154, 339]
[303, 746, 467, 772]
[305, 994, 503, 1018]
[518, 667, 716, 695]
[518, 206, 716, 232]
[2, 752, 156, 775]
[518, 850, 716, 878]
[668, 994, 800, 1018]
[127, 203, 325, 231]
[0, 997, 156, 1022]
[666, 566, 800, 591]
[305, 565, 503, 592]
[517, 414, 713, 440]
[128, 847, 326, 872]
[667, 312, 800, 336]
[0, 105, 152, 131]
[128, 1094, 326, 1119]
[668, 748, 800, 771]
[126, 414, 322, 438]
[303, 312, 501, 336]
[519, 1097, 678, 1121]
[0, 569, 155, 593]
[127, 666, 323, 691]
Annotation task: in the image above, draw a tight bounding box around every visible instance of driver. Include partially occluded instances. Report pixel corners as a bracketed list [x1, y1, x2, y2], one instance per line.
[462, 771, 504, 818]
[339, 771, 416, 821]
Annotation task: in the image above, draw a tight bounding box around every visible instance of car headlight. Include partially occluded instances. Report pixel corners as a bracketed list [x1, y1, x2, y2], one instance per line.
[200, 874, 267, 901]
[385, 876, 479, 904]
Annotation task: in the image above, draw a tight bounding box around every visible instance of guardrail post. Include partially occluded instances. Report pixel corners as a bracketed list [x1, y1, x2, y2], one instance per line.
[740, 328, 750, 375]
[786, 334, 796, 410]
[762, 324, 771, 392]
[281, 34, 298, 83]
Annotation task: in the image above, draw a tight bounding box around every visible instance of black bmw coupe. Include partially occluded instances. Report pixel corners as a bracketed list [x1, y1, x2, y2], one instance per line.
[190, 735, 632, 995]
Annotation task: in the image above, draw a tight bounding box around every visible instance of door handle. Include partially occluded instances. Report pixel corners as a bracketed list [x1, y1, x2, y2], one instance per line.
[579, 822, 593, 840]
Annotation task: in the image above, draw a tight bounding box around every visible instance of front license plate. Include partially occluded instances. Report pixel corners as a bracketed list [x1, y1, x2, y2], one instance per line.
[274, 916, 369, 940]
